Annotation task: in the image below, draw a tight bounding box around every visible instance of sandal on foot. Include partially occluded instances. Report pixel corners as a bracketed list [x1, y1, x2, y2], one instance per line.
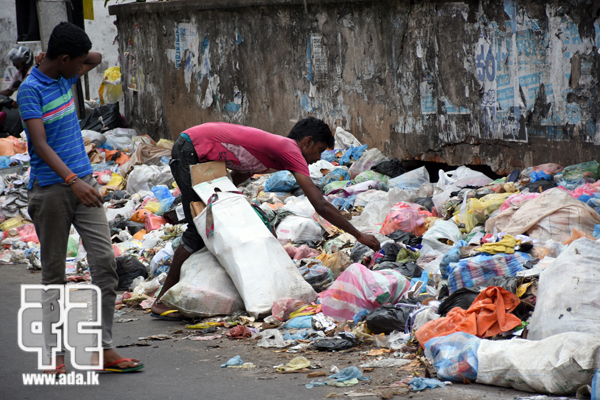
[102, 358, 144, 373]
[150, 309, 183, 321]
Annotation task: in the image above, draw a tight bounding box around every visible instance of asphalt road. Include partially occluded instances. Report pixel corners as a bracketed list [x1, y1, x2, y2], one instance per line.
[0, 263, 570, 400]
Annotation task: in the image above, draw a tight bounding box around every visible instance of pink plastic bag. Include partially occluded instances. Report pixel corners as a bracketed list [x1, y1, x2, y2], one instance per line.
[532, 163, 563, 175]
[320, 263, 411, 321]
[272, 297, 307, 321]
[145, 214, 167, 231]
[285, 244, 321, 261]
[379, 202, 431, 235]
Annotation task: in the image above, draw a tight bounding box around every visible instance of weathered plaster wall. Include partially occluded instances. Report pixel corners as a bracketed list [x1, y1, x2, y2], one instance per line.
[111, 0, 600, 173]
[0, 0, 18, 91]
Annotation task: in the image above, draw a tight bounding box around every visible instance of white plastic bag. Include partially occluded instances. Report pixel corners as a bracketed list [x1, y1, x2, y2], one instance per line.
[348, 148, 388, 179]
[104, 128, 137, 151]
[194, 192, 317, 317]
[422, 220, 463, 253]
[308, 160, 337, 183]
[351, 187, 414, 232]
[283, 195, 316, 218]
[334, 127, 362, 149]
[149, 242, 174, 277]
[477, 332, 600, 394]
[81, 129, 106, 146]
[388, 166, 430, 190]
[126, 165, 174, 194]
[528, 238, 600, 340]
[276, 215, 323, 243]
[433, 166, 494, 212]
[160, 248, 245, 318]
[104, 199, 136, 221]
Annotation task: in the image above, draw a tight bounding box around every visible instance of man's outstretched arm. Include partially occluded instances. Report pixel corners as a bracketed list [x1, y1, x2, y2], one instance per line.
[294, 172, 380, 251]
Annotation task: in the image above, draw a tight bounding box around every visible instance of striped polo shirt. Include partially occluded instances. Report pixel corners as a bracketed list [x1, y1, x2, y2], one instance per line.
[17, 67, 92, 189]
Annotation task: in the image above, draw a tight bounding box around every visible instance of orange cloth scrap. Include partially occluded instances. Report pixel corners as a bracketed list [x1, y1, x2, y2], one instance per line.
[415, 286, 521, 345]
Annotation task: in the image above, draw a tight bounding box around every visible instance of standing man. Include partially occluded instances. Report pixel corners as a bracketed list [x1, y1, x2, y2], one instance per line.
[18, 22, 143, 374]
[151, 117, 381, 320]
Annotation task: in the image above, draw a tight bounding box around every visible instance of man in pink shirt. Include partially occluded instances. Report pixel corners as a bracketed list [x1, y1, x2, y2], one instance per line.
[151, 117, 381, 320]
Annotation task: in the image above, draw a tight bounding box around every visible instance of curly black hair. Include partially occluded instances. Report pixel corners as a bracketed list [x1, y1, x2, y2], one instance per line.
[288, 117, 334, 148]
[46, 22, 92, 60]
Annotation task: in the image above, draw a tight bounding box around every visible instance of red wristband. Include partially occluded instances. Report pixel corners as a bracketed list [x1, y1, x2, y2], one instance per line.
[65, 173, 77, 184]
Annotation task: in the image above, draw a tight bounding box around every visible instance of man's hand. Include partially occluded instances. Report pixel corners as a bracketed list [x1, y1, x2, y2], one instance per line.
[70, 179, 103, 207]
[357, 233, 381, 252]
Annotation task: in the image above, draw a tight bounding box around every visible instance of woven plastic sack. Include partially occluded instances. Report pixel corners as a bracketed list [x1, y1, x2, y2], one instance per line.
[126, 164, 174, 194]
[477, 332, 600, 394]
[334, 127, 362, 149]
[348, 148, 388, 179]
[276, 215, 323, 243]
[528, 238, 600, 340]
[424, 332, 480, 382]
[160, 248, 245, 318]
[320, 263, 411, 321]
[195, 192, 317, 317]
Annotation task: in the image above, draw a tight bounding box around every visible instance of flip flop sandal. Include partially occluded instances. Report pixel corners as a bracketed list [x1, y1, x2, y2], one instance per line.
[150, 309, 183, 321]
[45, 363, 67, 379]
[102, 358, 144, 373]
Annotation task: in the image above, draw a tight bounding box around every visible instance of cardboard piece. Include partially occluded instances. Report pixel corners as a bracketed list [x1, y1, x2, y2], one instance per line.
[190, 202, 206, 218]
[190, 161, 227, 186]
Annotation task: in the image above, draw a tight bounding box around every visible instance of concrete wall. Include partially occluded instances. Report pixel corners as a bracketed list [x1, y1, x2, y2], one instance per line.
[110, 0, 600, 173]
[0, 0, 18, 90]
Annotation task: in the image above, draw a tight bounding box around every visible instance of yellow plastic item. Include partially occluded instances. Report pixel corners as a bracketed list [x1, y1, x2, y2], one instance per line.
[456, 192, 514, 233]
[132, 229, 147, 240]
[186, 322, 222, 329]
[156, 139, 174, 151]
[144, 202, 160, 214]
[106, 173, 124, 188]
[0, 217, 25, 231]
[98, 67, 123, 105]
[475, 234, 520, 255]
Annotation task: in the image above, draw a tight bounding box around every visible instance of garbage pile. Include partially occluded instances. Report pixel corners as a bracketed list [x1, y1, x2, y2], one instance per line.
[2, 120, 600, 396]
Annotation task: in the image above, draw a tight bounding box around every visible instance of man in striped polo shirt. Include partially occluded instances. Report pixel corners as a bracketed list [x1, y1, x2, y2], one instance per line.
[18, 22, 143, 375]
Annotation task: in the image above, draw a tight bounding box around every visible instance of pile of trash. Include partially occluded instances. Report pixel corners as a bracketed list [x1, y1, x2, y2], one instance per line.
[3, 117, 600, 397]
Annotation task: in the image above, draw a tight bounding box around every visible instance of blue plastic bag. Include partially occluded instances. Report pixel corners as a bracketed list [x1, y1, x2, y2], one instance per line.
[424, 332, 480, 382]
[283, 315, 313, 329]
[220, 355, 244, 368]
[152, 185, 175, 216]
[332, 195, 357, 211]
[265, 171, 299, 192]
[321, 150, 337, 163]
[408, 377, 446, 391]
[592, 370, 599, 400]
[306, 366, 370, 388]
[339, 145, 368, 166]
[530, 170, 551, 182]
[594, 225, 600, 239]
[321, 168, 351, 186]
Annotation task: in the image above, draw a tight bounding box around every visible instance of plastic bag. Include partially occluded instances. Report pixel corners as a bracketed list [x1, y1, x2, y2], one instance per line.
[457, 193, 513, 233]
[323, 180, 351, 195]
[309, 160, 336, 183]
[433, 167, 494, 212]
[126, 165, 174, 194]
[351, 187, 415, 232]
[276, 215, 323, 243]
[422, 220, 463, 254]
[528, 238, 600, 340]
[320, 263, 411, 321]
[477, 332, 600, 394]
[104, 128, 135, 151]
[365, 304, 413, 334]
[354, 170, 388, 184]
[562, 160, 600, 181]
[98, 66, 122, 105]
[348, 148, 388, 179]
[81, 129, 106, 146]
[152, 185, 175, 216]
[160, 248, 245, 318]
[272, 298, 307, 321]
[265, 171, 299, 192]
[380, 202, 430, 235]
[339, 145, 368, 166]
[424, 332, 480, 382]
[79, 102, 123, 133]
[371, 158, 407, 178]
[334, 127, 362, 149]
[195, 192, 317, 317]
[388, 166, 430, 191]
[115, 254, 148, 291]
[321, 168, 351, 186]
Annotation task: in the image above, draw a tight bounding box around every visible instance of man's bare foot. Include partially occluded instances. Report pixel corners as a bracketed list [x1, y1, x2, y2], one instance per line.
[91, 349, 143, 371]
[150, 300, 181, 320]
[43, 355, 66, 375]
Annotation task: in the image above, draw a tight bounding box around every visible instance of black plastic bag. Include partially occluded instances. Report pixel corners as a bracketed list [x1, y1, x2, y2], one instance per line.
[381, 242, 401, 262]
[102, 190, 129, 202]
[310, 338, 355, 351]
[386, 229, 422, 246]
[524, 179, 556, 193]
[394, 261, 423, 279]
[479, 277, 520, 293]
[350, 242, 371, 263]
[80, 102, 124, 132]
[437, 287, 480, 316]
[371, 158, 407, 178]
[365, 304, 412, 334]
[115, 255, 148, 291]
[414, 197, 434, 212]
[109, 216, 145, 236]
